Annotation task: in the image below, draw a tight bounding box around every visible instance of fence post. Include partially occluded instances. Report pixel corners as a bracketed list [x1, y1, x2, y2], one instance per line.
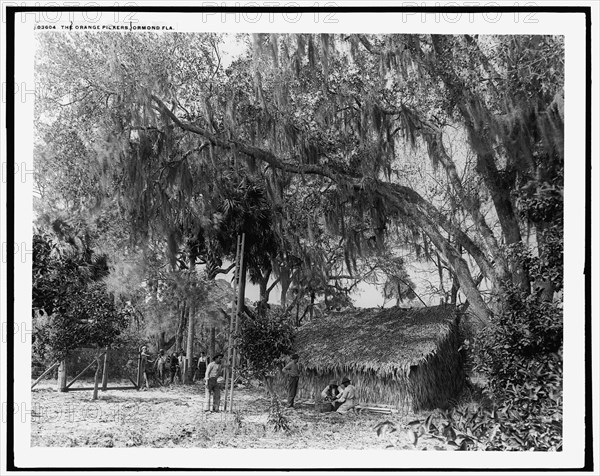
[101, 348, 109, 391]
[57, 359, 68, 392]
[136, 351, 142, 388]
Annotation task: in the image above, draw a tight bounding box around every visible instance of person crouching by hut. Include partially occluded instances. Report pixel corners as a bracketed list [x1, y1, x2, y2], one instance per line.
[204, 353, 224, 412]
[333, 377, 356, 414]
[282, 354, 300, 408]
[321, 380, 341, 410]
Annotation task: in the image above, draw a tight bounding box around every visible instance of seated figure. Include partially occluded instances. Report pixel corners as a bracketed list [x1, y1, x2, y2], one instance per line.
[319, 379, 341, 412]
[333, 376, 356, 414]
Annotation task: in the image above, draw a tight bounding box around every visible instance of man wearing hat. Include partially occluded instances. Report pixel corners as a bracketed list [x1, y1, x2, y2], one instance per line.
[333, 376, 356, 414]
[204, 353, 225, 412]
[282, 353, 300, 408]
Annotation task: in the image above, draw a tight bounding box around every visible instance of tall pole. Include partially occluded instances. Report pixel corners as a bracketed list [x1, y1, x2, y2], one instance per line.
[223, 235, 241, 412]
[185, 259, 197, 384]
[229, 233, 245, 413]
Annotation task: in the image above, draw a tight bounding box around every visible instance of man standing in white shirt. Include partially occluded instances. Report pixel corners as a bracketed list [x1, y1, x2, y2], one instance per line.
[204, 353, 224, 412]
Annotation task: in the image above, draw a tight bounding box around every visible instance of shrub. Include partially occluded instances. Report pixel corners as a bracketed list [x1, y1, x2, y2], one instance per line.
[461, 286, 563, 451]
[267, 398, 291, 433]
[237, 308, 295, 395]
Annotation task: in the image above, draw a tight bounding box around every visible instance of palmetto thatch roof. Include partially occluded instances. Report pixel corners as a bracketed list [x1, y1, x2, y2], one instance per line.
[295, 305, 459, 379]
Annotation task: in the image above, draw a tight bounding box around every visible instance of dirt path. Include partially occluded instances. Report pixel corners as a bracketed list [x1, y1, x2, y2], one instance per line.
[31, 380, 453, 450]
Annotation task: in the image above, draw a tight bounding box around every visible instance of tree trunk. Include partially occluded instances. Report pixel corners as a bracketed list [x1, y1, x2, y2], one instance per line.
[136, 350, 143, 388]
[185, 303, 195, 383]
[425, 129, 508, 280]
[176, 302, 187, 352]
[474, 150, 530, 291]
[376, 181, 497, 285]
[450, 275, 459, 305]
[427, 35, 529, 292]
[184, 255, 198, 383]
[534, 221, 556, 301]
[436, 253, 446, 301]
[258, 272, 269, 306]
[101, 349, 109, 391]
[57, 359, 68, 392]
[156, 332, 176, 353]
[257, 270, 270, 317]
[238, 259, 248, 317]
[210, 326, 216, 358]
[377, 182, 492, 324]
[279, 265, 291, 310]
[410, 205, 491, 325]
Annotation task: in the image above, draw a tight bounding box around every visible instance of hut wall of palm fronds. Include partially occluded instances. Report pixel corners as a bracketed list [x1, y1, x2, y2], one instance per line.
[275, 305, 466, 412]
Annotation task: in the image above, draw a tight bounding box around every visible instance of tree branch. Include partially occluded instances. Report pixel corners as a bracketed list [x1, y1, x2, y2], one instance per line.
[150, 92, 492, 323]
[266, 277, 281, 295]
[151, 94, 342, 182]
[213, 262, 236, 275]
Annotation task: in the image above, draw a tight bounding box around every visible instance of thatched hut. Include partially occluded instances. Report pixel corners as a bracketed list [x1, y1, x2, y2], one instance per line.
[282, 305, 465, 411]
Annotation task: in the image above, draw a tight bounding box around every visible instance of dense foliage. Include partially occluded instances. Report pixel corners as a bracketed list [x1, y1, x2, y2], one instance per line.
[459, 221, 563, 451]
[33, 232, 130, 361]
[237, 309, 295, 391]
[457, 295, 563, 451]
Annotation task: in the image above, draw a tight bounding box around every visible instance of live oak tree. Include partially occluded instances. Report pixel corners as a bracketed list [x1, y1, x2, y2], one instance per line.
[35, 32, 564, 329]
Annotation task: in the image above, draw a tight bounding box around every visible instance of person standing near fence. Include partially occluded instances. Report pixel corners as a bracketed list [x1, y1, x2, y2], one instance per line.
[170, 351, 180, 384]
[195, 351, 209, 382]
[204, 353, 224, 412]
[139, 345, 152, 391]
[155, 349, 167, 385]
[282, 353, 300, 408]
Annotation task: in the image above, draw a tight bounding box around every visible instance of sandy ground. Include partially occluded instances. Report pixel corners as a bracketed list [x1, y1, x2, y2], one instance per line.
[31, 380, 455, 450]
